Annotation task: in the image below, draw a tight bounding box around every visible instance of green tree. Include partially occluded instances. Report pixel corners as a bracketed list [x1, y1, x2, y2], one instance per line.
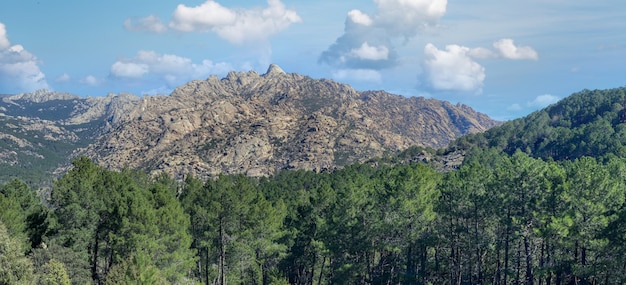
[182, 174, 287, 285]
[48, 158, 195, 284]
[104, 251, 168, 285]
[0, 220, 34, 284]
[0, 179, 48, 251]
[372, 163, 440, 284]
[562, 157, 625, 283]
[259, 170, 335, 285]
[39, 259, 71, 285]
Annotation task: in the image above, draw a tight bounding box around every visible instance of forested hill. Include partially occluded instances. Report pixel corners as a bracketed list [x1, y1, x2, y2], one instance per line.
[449, 87, 626, 160]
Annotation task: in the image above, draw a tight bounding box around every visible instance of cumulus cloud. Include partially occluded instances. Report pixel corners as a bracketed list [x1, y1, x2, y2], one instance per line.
[124, 15, 168, 33]
[374, 0, 447, 37]
[347, 10, 373, 26]
[332, 69, 382, 83]
[423, 43, 485, 93]
[461, 39, 538, 60]
[167, 0, 301, 44]
[320, 0, 447, 70]
[467, 47, 496, 59]
[81, 75, 101, 86]
[0, 23, 49, 93]
[493, 38, 538, 60]
[349, 42, 389, 61]
[422, 39, 538, 93]
[110, 61, 149, 78]
[528, 94, 560, 108]
[110, 50, 233, 87]
[169, 1, 236, 32]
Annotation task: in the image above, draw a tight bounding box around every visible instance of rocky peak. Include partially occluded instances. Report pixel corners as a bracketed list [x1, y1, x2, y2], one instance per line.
[264, 64, 286, 76]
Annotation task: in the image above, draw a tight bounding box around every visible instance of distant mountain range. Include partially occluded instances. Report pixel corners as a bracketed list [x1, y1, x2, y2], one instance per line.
[0, 64, 499, 183]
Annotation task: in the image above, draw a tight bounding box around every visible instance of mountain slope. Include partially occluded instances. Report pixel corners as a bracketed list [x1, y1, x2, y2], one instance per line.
[448, 87, 626, 160]
[0, 90, 141, 184]
[81, 65, 499, 179]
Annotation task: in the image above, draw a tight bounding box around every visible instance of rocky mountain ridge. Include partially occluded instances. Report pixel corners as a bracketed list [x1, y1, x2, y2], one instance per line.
[0, 65, 499, 183]
[80, 64, 499, 179]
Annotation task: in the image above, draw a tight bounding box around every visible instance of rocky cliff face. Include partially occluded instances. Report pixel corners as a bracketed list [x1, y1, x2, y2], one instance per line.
[80, 65, 499, 179]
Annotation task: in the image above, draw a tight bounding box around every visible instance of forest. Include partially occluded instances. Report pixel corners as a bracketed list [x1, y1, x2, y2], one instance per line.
[2, 88, 626, 284]
[1, 150, 625, 285]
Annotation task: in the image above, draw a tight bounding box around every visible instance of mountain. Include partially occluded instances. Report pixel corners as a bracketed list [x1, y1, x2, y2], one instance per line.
[0, 65, 498, 183]
[0, 90, 141, 184]
[448, 87, 626, 160]
[79, 65, 498, 179]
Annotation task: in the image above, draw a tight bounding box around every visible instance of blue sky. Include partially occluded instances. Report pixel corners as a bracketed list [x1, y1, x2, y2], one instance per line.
[0, 0, 625, 120]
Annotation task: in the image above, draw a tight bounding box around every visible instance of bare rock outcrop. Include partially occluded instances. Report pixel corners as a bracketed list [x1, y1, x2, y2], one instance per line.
[80, 65, 500, 179]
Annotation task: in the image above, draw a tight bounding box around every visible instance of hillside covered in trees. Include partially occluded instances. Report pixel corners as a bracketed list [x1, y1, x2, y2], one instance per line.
[2, 87, 626, 284]
[449, 87, 626, 160]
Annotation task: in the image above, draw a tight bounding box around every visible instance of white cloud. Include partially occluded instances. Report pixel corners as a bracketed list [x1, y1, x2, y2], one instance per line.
[528, 94, 560, 108]
[462, 39, 538, 60]
[124, 15, 168, 33]
[332, 69, 382, 83]
[55, 73, 71, 83]
[493, 38, 538, 60]
[468, 47, 496, 59]
[110, 61, 149, 78]
[374, 0, 447, 37]
[110, 50, 233, 86]
[349, 42, 389, 61]
[423, 43, 485, 93]
[169, 1, 236, 32]
[0, 23, 9, 49]
[420, 38, 537, 93]
[0, 23, 49, 93]
[168, 0, 301, 44]
[348, 10, 373, 26]
[81, 75, 101, 86]
[320, 0, 446, 70]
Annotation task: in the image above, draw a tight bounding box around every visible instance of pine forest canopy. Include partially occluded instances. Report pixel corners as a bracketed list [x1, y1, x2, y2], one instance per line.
[0, 150, 624, 284]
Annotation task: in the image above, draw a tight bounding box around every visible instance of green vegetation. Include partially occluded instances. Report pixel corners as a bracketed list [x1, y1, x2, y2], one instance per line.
[2, 87, 626, 284]
[450, 87, 626, 160]
[0, 115, 101, 187]
[1, 152, 625, 284]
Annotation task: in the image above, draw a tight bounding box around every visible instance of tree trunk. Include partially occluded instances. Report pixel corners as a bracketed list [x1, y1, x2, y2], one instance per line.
[92, 226, 100, 284]
[219, 217, 227, 285]
[516, 240, 521, 285]
[318, 255, 326, 285]
[407, 243, 415, 284]
[496, 236, 501, 285]
[206, 247, 210, 285]
[420, 244, 427, 285]
[504, 209, 511, 285]
[524, 229, 534, 285]
[472, 200, 484, 285]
